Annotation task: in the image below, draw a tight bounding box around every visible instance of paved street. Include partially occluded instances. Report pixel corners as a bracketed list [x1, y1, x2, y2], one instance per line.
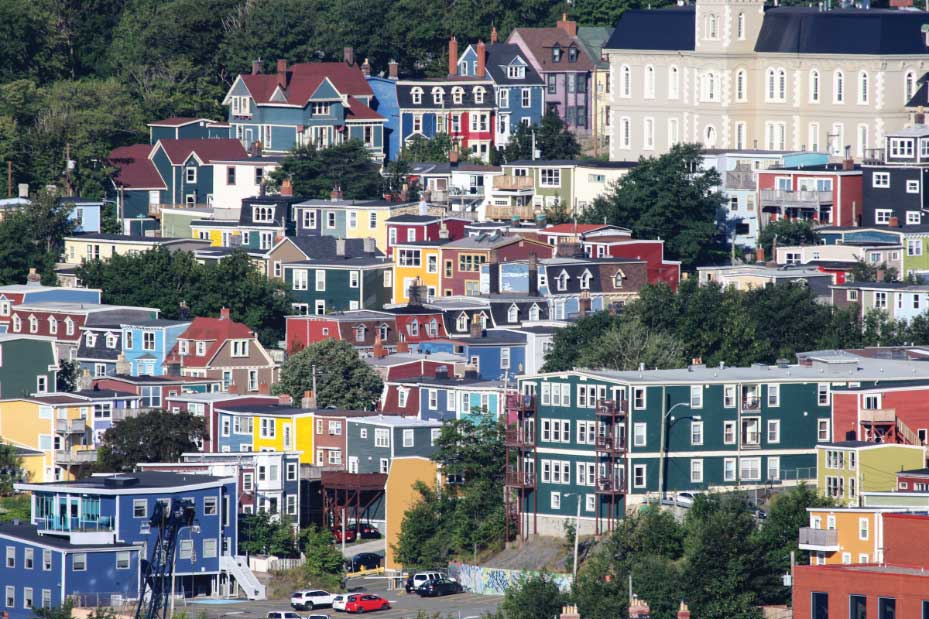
[185, 577, 502, 619]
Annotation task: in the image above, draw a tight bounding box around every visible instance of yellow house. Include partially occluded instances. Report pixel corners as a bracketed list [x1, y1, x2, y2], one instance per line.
[384, 456, 439, 571]
[189, 220, 241, 247]
[800, 507, 922, 565]
[249, 410, 315, 466]
[0, 396, 93, 483]
[62, 234, 211, 265]
[392, 240, 445, 304]
[817, 442, 926, 507]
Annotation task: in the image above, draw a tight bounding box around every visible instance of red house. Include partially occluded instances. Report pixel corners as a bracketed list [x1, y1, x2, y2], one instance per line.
[439, 233, 554, 297]
[382, 305, 449, 344]
[831, 382, 929, 446]
[385, 215, 469, 257]
[366, 351, 466, 381]
[793, 513, 929, 618]
[91, 374, 224, 409]
[312, 409, 382, 467]
[896, 468, 929, 492]
[756, 162, 863, 227]
[163, 392, 279, 452]
[286, 311, 398, 354]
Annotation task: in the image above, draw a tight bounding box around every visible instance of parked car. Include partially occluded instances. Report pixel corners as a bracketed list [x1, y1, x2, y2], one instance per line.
[267, 612, 302, 619]
[307, 616, 330, 619]
[405, 571, 443, 593]
[291, 590, 335, 610]
[348, 552, 382, 572]
[416, 578, 463, 597]
[331, 526, 357, 544]
[332, 595, 348, 612]
[353, 522, 381, 539]
[344, 594, 390, 613]
[674, 492, 698, 508]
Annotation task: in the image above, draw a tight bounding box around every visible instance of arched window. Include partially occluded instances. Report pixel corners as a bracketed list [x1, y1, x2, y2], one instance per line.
[737, 12, 745, 39]
[858, 71, 869, 104]
[778, 69, 786, 101]
[736, 69, 747, 102]
[834, 70, 845, 103]
[645, 65, 655, 98]
[28, 315, 37, 333]
[705, 13, 718, 40]
[11, 315, 20, 332]
[809, 69, 820, 103]
[47, 316, 57, 335]
[452, 87, 464, 104]
[766, 68, 776, 101]
[702, 72, 718, 102]
[620, 117, 631, 149]
[432, 87, 444, 105]
[704, 125, 717, 147]
[669, 66, 680, 99]
[507, 304, 519, 323]
[905, 70, 917, 102]
[473, 86, 485, 104]
[528, 304, 540, 321]
[411, 87, 423, 105]
[621, 65, 631, 98]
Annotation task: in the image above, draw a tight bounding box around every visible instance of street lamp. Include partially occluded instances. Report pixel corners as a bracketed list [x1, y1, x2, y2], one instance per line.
[562, 493, 583, 581]
[657, 400, 690, 502]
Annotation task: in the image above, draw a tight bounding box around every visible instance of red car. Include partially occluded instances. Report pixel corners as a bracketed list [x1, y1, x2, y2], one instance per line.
[331, 526, 356, 544]
[344, 594, 390, 613]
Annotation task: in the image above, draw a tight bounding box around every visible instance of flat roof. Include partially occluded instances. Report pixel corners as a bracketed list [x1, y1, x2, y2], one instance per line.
[0, 523, 140, 551]
[349, 415, 442, 427]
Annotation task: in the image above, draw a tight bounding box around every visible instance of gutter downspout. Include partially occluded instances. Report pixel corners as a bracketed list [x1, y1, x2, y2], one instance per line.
[658, 385, 667, 501]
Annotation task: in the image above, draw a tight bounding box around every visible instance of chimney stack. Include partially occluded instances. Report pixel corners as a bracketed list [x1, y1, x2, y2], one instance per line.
[77, 369, 93, 392]
[559, 606, 580, 619]
[629, 596, 651, 619]
[373, 333, 387, 358]
[343, 47, 355, 66]
[388, 60, 399, 80]
[278, 393, 293, 406]
[330, 185, 343, 201]
[843, 157, 855, 171]
[490, 26, 498, 44]
[336, 237, 347, 257]
[476, 40, 487, 77]
[556, 12, 578, 37]
[469, 313, 482, 338]
[677, 601, 691, 619]
[301, 390, 317, 409]
[361, 58, 371, 77]
[439, 222, 449, 239]
[252, 59, 263, 75]
[363, 237, 376, 255]
[448, 36, 458, 77]
[889, 216, 900, 228]
[396, 340, 409, 353]
[449, 149, 459, 164]
[280, 178, 293, 196]
[276, 59, 288, 88]
[115, 353, 131, 376]
[219, 307, 231, 320]
[755, 246, 765, 263]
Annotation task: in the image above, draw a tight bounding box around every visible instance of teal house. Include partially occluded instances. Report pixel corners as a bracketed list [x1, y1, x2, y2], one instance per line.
[222, 59, 386, 161]
[0, 335, 58, 398]
[507, 350, 929, 538]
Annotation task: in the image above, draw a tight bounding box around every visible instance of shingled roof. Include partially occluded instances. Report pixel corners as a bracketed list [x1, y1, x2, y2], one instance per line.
[238, 62, 373, 106]
[157, 138, 249, 165]
[108, 144, 166, 190]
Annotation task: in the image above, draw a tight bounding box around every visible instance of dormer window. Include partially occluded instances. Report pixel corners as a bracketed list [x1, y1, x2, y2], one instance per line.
[196, 341, 207, 356]
[579, 270, 592, 290]
[48, 317, 57, 335]
[473, 87, 485, 104]
[11, 315, 20, 332]
[354, 325, 366, 343]
[408, 319, 419, 337]
[452, 87, 464, 105]
[432, 88, 444, 105]
[568, 47, 578, 63]
[65, 318, 74, 336]
[614, 270, 626, 288]
[528, 304, 541, 321]
[252, 205, 274, 223]
[231, 340, 249, 357]
[507, 304, 519, 323]
[178, 340, 189, 355]
[507, 65, 525, 79]
[426, 319, 438, 337]
[378, 323, 389, 341]
[411, 87, 423, 105]
[890, 138, 915, 158]
[0, 300, 9, 316]
[28, 315, 37, 334]
[85, 333, 97, 347]
[552, 46, 561, 63]
[105, 333, 117, 349]
[556, 271, 569, 292]
[185, 166, 197, 184]
[456, 313, 468, 332]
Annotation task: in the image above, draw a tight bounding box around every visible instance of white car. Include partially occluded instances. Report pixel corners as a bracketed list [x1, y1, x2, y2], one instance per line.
[332, 595, 348, 612]
[267, 612, 302, 619]
[290, 590, 335, 610]
[674, 492, 698, 508]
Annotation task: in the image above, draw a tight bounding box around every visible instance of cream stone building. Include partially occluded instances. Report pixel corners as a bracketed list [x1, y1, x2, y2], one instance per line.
[604, 0, 929, 161]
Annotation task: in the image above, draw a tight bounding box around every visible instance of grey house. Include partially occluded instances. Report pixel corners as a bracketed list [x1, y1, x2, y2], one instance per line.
[346, 416, 442, 474]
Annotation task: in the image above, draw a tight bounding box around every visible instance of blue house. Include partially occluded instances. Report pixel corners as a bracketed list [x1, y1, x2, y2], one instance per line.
[121, 319, 191, 376]
[222, 60, 386, 161]
[59, 198, 102, 234]
[366, 73, 400, 161]
[457, 40, 545, 148]
[417, 330, 528, 380]
[399, 375, 510, 423]
[148, 117, 229, 143]
[9, 471, 255, 616]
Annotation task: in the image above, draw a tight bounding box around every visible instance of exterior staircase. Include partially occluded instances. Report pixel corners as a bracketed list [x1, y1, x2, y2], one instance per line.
[896, 416, 920, 446]
[220, 554, 266, 600]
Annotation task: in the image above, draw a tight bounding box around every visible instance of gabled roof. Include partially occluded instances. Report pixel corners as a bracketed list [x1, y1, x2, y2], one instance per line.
[108, 144, 166, 190]
[483, 43, 545, 86]
[275, 236, 381, 261]
[237, 62, 373, 107]
[510, 27, 595, 72]
[345, 96, 385, 122]
[157, 139, 249, 165]
[165, 314, 265, 368]
[148, 117, 214, 127]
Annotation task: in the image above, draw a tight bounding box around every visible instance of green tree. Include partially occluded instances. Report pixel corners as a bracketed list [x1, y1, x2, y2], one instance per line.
[97, 410, 205, 471]
[269, 141, 383, 200]
[399, 133, 455, 163]
[756, 220, 816, 262]
[543, 200, 573, 225]
[56, 359, 78, 392]
[300, 524, 345, 577]
[392, 482, 449, 569]
[849, 258, 899, 283]
[583, 144, 725, 267]
[576, 318, 686, 371]
[496, 574, 566, 619]
[0, 190, 75, 285]
[0, 442, 26, 495]
[274, 339, 383, 409]
[541, 311, 622, 372]
[0, 494, 31, 522]
[239, 511, 299, 557]
[570, 0, 674, 26]
[500, 110, 581, 162]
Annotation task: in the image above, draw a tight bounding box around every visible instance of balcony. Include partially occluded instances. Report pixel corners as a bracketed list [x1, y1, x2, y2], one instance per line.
[741, 397, 761, 412]
[505, 468, 535, 488]
[55, 450, 98, 466]
[859, 408, 896, 424]
[595, 477, 626, 495]
[594, 434, 626, 454]
[798, 527, 839, 551]
[55, 419, 86, 434]
[760, 190, 833, 209]
[492, 176, 534, 192]
[596, 399, 627, 417]
[507, 394, 536, 413]
[505, 426, 535, 448]
[148, 202, 209, 218]
[485, 205, 538, 221]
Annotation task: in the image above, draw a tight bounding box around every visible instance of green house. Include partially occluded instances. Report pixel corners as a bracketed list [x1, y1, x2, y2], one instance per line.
[283, 257, 393, 315]
[817, 441, 926, 506]
[0, 335, 58, 398]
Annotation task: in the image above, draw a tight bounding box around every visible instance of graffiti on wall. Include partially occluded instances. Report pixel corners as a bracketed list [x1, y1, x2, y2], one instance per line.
[447, 561, 572, 596]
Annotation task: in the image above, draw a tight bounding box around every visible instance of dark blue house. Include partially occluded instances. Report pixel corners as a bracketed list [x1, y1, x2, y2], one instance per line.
[366, 72, 401, 161]
[417, 329, 528, 380]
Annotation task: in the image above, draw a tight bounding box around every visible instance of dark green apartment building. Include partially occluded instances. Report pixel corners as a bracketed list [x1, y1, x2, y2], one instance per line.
[508, 351, 928, 538]
[283, 256, 393, 315]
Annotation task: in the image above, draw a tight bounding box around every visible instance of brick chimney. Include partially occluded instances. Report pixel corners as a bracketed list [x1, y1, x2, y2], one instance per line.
[336, 237, 347, 257]
[397, 340, 410, 353]
[556, 12, 577, 37]
[629, 596, 651, 619]
[276, 59, 288, 88]
[388, 60, 399, 80]
[449, 149, 459, 164]
[843, 157, 855, 171]
[755, 246, 765, 263]
[252, 59, 263, 75]
[258, 382, 271, 395]
[343, 47, 355, 66]
[448, 36, 458, 77]
[330, 185, 343, 201]
[469, 313, 483, 338]
[373, 333, 387, 358]
[280, 178, 293, 196]
[301, 390, 316, 409]
[889, 216, 900, 228]
[219, 307, 231, 320]
[361, 58, 371, 77]
[115, 354, 131, 376]
[490, 26, 498, 44]
[677, 601, 691, 619]
[476, 40, 486, 78]
[278, 393, 293, 406]
[559, 606, 580, 619]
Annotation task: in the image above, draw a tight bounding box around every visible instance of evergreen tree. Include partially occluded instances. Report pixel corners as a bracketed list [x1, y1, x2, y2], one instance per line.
[274, 340, 383, 410]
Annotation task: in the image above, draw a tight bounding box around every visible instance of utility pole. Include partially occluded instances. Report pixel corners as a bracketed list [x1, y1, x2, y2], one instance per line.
[65, 143, 74, 196]
[572, 494, 581, 581]
[6, 161, 10, 198]
[312, 364, 317, 396]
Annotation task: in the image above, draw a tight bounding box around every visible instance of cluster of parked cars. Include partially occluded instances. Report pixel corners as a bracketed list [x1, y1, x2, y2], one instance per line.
[330, 522, 381, 545]
[287, 592, 391, 614]
[404, 572, 464, 597]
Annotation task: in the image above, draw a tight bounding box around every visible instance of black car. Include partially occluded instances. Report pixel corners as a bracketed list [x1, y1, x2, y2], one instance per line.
[349, 552, 382, 572]
[416, 578, 463, 597]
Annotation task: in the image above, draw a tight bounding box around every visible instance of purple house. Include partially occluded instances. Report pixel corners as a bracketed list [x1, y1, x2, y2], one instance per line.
[508, 15, 593, 136]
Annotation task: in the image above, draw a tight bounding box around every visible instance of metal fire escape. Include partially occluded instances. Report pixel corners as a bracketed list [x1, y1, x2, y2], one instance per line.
[134, 499, 197, 619]
[595, 397, 627, 534]
[504, 392, 537, 540]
